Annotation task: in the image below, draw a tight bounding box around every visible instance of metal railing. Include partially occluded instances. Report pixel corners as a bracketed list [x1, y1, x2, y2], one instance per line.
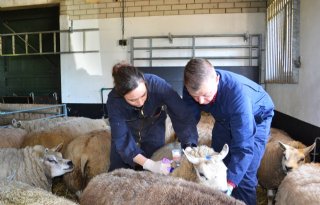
[130, 33, 262, 68]
[0, 104, 67, 127]
[266, 0, 300, 83]
[0, 27, 99, 56]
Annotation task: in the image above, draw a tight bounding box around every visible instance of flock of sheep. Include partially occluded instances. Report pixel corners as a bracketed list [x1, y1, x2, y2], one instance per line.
[0, 113, 319, 205]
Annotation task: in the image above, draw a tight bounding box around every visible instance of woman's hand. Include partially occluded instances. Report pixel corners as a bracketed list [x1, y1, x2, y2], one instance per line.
[143, 158, 172, 175]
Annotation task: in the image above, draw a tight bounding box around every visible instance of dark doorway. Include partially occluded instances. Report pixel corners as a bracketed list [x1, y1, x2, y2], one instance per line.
[0, 6, 61, 104]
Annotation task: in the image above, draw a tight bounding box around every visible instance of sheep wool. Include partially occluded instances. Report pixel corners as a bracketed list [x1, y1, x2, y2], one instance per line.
[21, 117, 109, 154]
[80, 168, 245, 205]
[275, 163, 320, 205]
[63, 129, 111, 193]
[0, 127, 28, 148]
[0, 145, 73, 191]
[0, 180, 78, 205]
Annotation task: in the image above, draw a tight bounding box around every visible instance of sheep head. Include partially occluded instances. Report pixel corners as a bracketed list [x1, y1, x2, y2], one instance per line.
[183, 144, 229, 192]
[279, 141, 316, 174]
[34, 144, 74, 178]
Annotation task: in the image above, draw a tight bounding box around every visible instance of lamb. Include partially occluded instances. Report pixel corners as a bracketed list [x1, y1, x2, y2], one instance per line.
[63, 129, 111, 195]
[151, 142, 229, 192]
[80, 168, 245, 205]
[21, 117, 109, 154]
[275, 163, 320, 205]
[0, 127, 28, 148]
[0, 144, 74, 191]
[0, 180, 78, 205]
[257, 128, 315, 205]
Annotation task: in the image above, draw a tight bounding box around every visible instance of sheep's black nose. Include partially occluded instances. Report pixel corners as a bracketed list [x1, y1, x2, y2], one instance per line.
[68, 160, 74, 167]
[285, 166, 292, 172]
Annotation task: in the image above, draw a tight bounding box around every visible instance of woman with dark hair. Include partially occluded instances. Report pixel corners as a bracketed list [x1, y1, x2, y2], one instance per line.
[183, 58, 274, 205]
[107, 62, 198, 175]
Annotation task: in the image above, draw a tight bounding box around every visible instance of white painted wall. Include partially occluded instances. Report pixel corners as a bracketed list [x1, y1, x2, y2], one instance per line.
[266, 0, 320, 127]
[60, 13, 266, 104]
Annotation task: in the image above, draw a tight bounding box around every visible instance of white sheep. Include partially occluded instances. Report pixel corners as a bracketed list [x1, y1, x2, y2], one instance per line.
[80, 168, 245, 205]
[0, 127, 27, 148]
[63, 129, 111, 195]
[275, 163, 320, 205]
[0, 180, 78, 205]
[151, 142, 229, 192]
[0, 144, 74, 191]
[257, 128, 315, 205]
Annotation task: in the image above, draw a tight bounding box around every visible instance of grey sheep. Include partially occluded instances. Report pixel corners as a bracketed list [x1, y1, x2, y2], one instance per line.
[0, 144, 74, 191]
[80, 168, 245, 205]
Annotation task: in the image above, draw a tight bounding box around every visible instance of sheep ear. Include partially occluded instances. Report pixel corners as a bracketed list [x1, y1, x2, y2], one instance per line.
[81, 155, 89, 178]
[52, 143, 63, 152]
[278, 141, 289, 151]
[217, 144, 229, 160]
[303, 142, 316, 155]
[182, 149, 200, 165]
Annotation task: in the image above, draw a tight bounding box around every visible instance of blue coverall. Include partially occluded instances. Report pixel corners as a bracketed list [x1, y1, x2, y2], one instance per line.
[183, 69, 274, 205]
[107, 74, 198, 171]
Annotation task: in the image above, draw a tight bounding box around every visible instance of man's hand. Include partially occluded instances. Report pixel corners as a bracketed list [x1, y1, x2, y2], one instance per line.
[143, 159, 172, 175]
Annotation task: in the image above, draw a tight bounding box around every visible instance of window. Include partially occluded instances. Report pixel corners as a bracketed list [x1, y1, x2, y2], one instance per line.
[266, 0, 300, 83]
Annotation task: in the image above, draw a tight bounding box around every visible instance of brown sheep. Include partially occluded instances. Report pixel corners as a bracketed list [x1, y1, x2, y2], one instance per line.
[0, 127, 28, 148]
[258, 128, 315, 205]
[63, 129, 111, 195]
[80, 168, 245, 205]
[21, 117, 109, 154]
[197, 112, 215, 146]
[165, 112, 215, 146]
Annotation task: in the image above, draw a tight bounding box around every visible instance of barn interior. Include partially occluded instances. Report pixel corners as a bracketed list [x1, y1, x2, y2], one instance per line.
[1, 0, 320, 204]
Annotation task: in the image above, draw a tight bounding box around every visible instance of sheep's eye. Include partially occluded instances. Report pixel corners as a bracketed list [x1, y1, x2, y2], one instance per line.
[298, 158, 304, 163]
[199, 172, 208, 180]
[47, 158, 57, 164]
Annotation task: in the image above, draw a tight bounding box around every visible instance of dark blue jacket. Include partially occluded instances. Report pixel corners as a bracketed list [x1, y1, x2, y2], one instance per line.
[183, 69, 274, 186]
[107, 74, 198, 167]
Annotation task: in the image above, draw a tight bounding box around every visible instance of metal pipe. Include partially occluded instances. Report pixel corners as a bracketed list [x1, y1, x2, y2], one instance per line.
[39, 33, 43, 54]
[54, 32, 57, 53]
[0, 104, 67, 117]
[12, 35, 15, 55]
[25, 34, 28, 54]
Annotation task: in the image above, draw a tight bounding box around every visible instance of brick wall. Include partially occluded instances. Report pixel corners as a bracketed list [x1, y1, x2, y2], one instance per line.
[1, 0, 267, 20]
